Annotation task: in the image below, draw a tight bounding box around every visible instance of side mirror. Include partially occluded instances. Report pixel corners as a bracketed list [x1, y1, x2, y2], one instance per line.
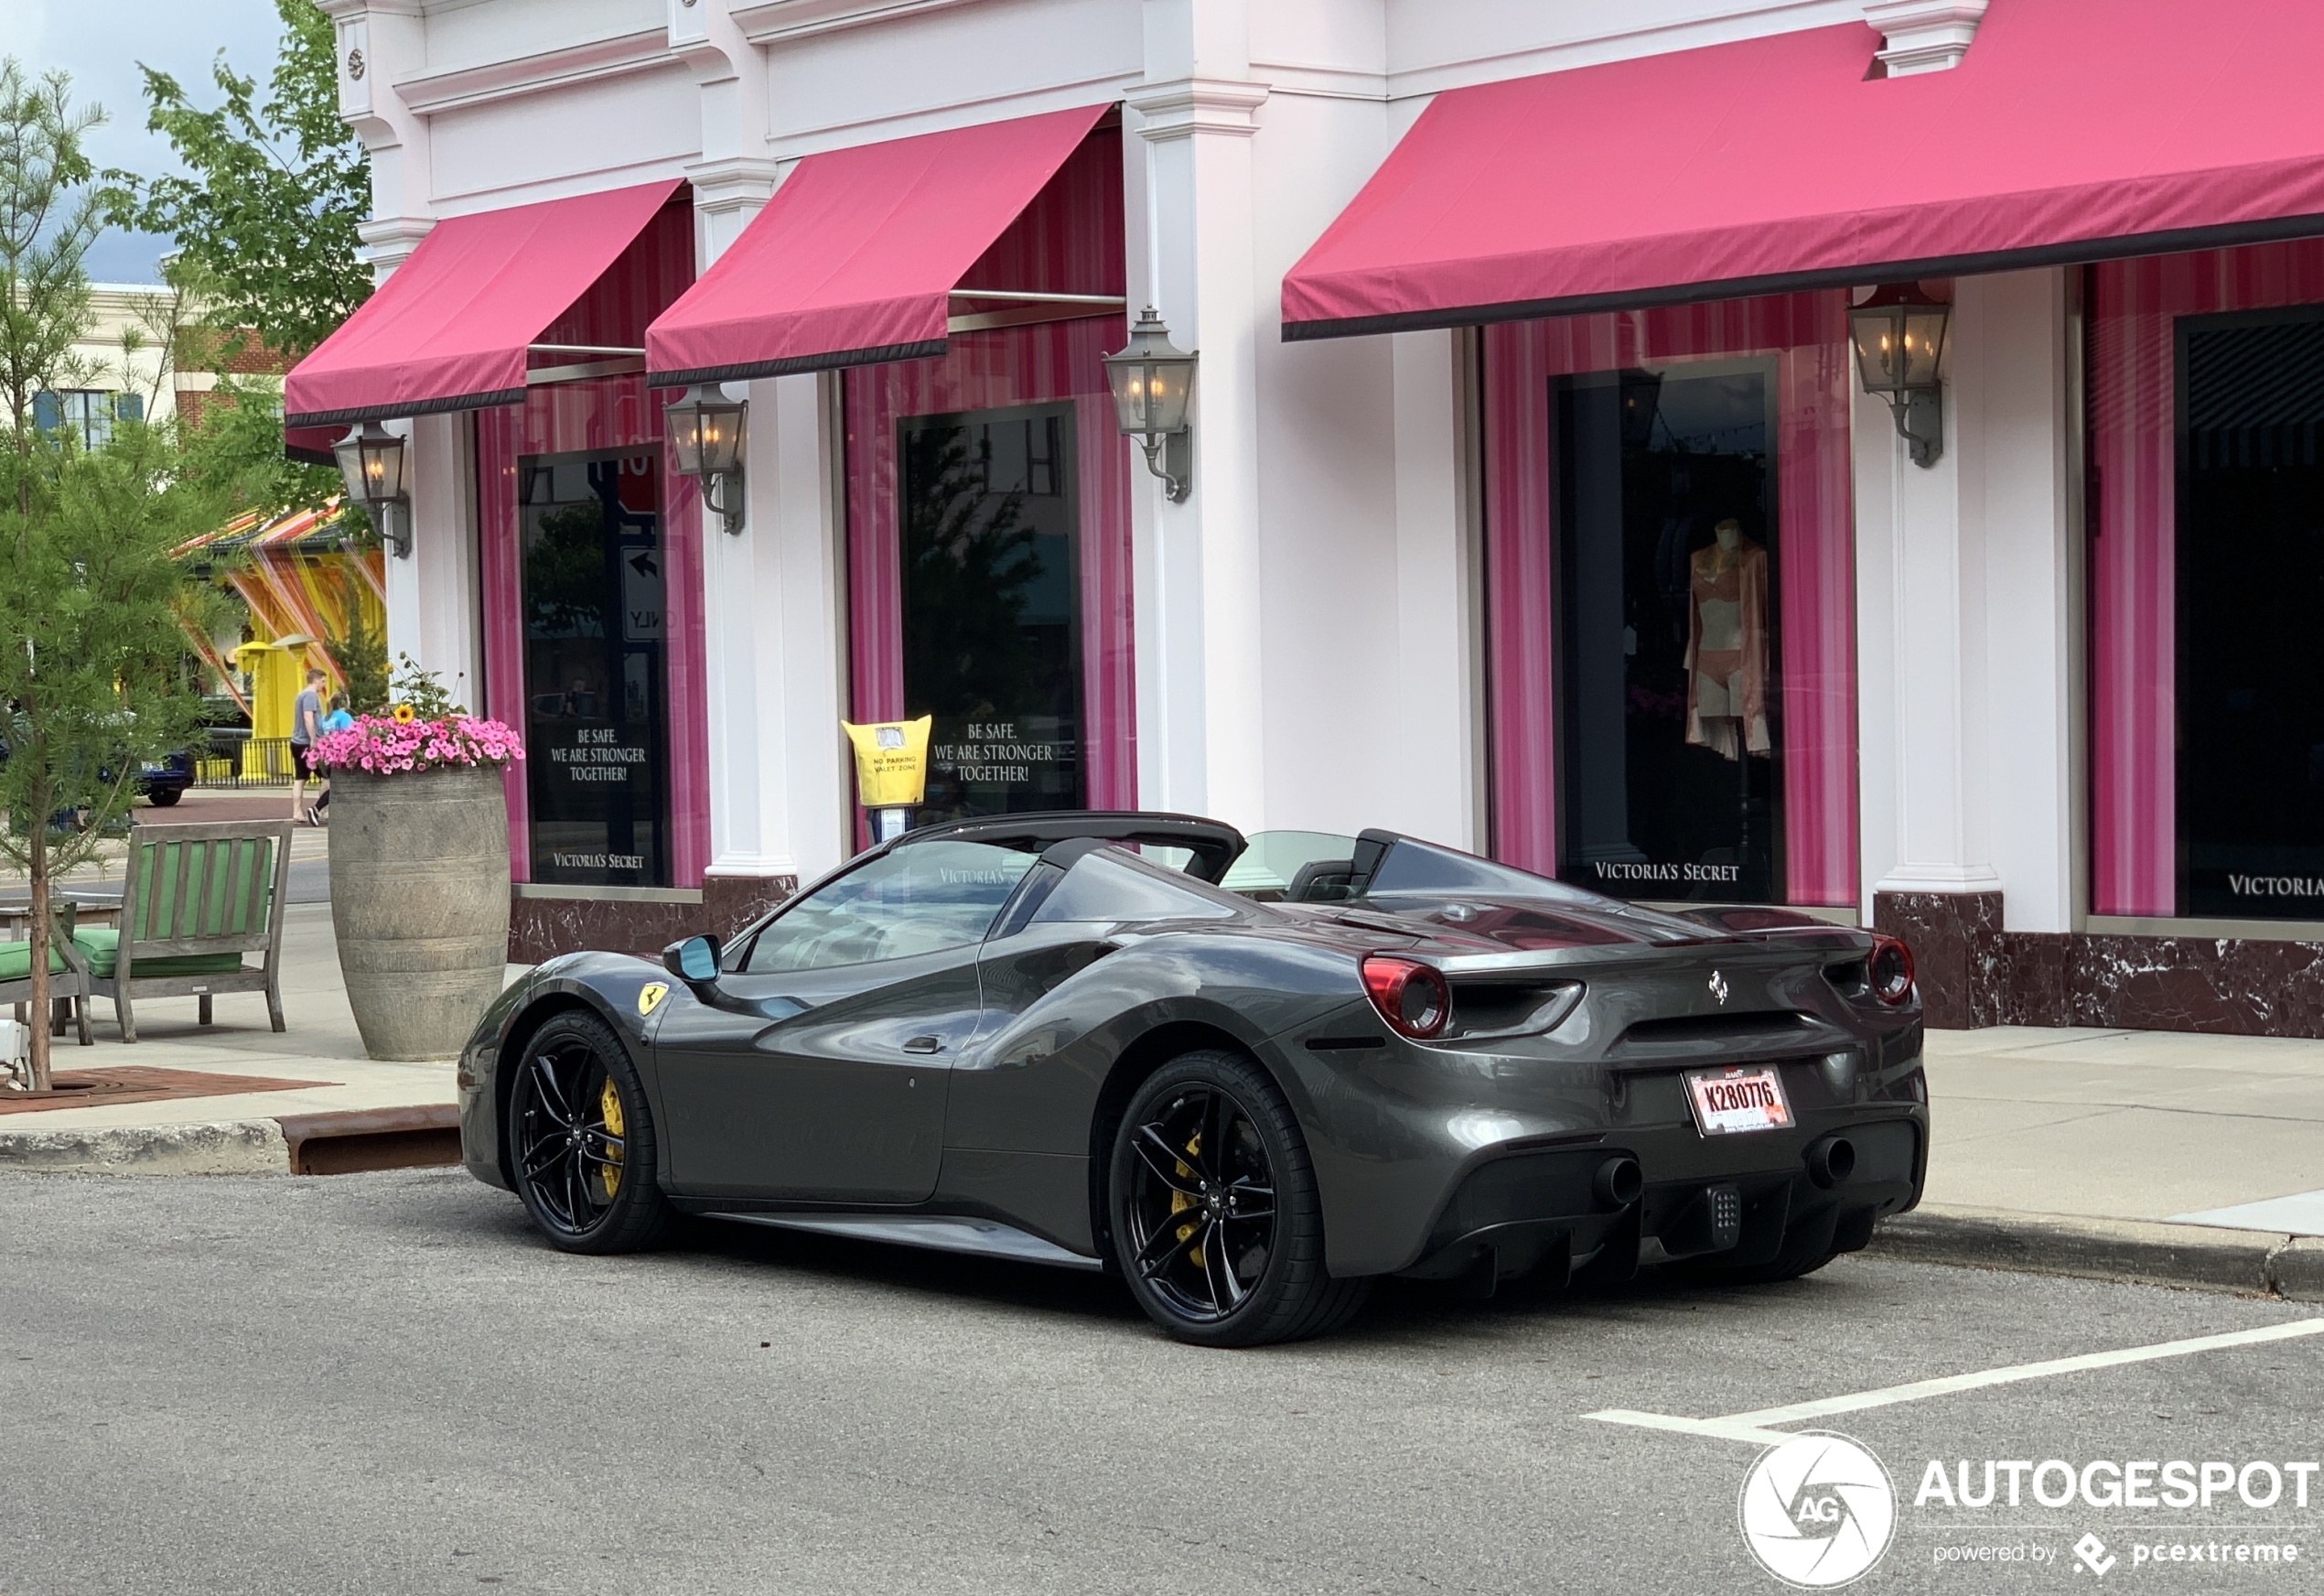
[663, 933, 722, 987]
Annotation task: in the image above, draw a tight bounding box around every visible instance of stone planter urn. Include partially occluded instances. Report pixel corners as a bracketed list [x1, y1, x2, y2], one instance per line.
[318, 707, 522, 1062]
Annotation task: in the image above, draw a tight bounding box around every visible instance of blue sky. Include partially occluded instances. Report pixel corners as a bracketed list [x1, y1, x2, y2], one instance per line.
[5, 0, 295, 283]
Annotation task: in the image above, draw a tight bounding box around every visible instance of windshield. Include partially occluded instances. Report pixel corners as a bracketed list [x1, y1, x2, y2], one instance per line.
[1221, 831, 1362, 901]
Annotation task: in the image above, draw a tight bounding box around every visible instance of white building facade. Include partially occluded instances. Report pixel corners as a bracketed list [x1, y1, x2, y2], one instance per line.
[297, 0, 2324, 1035]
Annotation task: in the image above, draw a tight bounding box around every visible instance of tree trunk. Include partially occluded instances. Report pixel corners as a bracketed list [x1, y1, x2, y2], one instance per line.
[26, 820, 50, 1092]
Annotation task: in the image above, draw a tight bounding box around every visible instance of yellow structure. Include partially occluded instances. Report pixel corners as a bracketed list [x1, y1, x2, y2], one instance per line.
[221, 638, 312, 780]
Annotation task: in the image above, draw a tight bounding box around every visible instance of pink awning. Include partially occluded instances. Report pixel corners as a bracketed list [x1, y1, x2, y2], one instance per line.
[284, 180, 683, 426]
[646, 104, 1108, 386]
[1283, 0, 2324, 339]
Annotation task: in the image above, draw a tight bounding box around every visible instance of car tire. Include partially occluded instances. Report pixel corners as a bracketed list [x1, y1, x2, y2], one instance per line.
[506, 1009, 675, 1255]
[147, 787, 181, 807]
[1108, 1049, 1370, 1347]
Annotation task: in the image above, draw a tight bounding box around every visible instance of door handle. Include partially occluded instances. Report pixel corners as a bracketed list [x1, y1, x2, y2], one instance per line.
[902, 1035, 944, 1054]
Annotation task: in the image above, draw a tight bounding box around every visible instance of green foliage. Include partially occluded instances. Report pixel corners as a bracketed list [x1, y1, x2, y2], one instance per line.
[329, 572, 390, 714]
[0, 421, 221, 1083]
[388, 653, 467, 720]
[120, 0, 369, 359]
[0, 59, 117, 470]
[174, 371, 345, 517]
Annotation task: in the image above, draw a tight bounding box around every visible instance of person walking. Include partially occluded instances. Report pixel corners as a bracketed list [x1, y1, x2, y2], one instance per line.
[289, 667, 327, 825]
[310, 695, 353, 822]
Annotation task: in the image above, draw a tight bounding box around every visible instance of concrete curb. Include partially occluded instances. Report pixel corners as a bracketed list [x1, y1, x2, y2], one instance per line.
[0, 1119, 289, 1176]
[0, 1105, 460, 1176]
[1870, 1203, 2323, 1300]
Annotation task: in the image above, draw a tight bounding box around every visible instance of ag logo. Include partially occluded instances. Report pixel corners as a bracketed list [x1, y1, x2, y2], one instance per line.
[1738, 1432, 1896, 1589]
[637, 982, 669, 1017]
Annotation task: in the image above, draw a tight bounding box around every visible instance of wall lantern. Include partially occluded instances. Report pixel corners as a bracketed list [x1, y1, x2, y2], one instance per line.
[1103, 307, 1197, 501]
[1848, 284, 1950, 468]
[665, 384, 748, 534]
[333, 420, 412, 557]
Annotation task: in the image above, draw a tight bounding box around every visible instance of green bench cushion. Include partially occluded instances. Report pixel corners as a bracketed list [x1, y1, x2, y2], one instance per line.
[0, 939, 75, 980]
[72, 929, 245, 980]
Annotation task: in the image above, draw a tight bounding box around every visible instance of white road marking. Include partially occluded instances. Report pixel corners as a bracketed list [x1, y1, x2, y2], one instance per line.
[1586, 1317, 2324, 1445]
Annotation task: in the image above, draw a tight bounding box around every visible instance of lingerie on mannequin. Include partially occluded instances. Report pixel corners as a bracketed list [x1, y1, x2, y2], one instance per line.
[1684, 519, 1771, 760]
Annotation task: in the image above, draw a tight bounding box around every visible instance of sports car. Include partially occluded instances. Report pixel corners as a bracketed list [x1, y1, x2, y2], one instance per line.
[457, 813, 1929, 1345]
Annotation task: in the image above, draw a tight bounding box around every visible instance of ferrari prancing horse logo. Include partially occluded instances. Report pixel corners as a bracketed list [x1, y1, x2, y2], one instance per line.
[638, 982, 669, 1017]
[1707, 970, 1730, 1006]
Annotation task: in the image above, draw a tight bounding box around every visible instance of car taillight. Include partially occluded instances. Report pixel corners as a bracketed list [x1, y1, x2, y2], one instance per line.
[1361, 955, 1450, 1039]
[1868, 934, 1915, 1006]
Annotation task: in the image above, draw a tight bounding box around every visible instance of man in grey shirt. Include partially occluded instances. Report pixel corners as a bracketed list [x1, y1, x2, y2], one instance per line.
[290, 667, 326, 825]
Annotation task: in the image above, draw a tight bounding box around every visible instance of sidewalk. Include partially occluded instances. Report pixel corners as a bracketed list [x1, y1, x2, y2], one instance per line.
[1868, 1027, 2324, 1298]
[0, 897, 491, 1174]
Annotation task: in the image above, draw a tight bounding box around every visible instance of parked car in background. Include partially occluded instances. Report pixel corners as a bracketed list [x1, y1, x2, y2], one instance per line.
[137, 750, 195, 807]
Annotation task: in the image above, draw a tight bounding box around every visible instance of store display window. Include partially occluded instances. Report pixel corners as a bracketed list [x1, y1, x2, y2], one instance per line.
[1485, 294, 1858, 909]
[2091, 241, 2324, 920]
[843, 127, 1134, 828]
[476, 198, 710, 887]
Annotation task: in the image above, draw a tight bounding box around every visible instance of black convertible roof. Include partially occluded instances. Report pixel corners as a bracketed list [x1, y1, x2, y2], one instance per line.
[897, 811, 1245, 883]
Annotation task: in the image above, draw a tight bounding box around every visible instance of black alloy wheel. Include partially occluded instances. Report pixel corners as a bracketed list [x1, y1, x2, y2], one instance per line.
[508, 1010, 673, 1254]
[1110, 1050, 1370, 1347]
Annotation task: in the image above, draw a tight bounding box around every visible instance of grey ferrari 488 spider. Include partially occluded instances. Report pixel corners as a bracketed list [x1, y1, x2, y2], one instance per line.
[457, 812, 1928, 1345]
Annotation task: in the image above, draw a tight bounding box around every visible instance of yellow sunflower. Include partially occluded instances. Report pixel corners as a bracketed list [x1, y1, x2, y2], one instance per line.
[392, 703, 417, 723]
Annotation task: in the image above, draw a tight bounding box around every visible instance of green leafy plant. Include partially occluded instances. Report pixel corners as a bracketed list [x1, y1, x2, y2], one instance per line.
[119, 0, 370, 361]
[0, 423, 221, 1088]
[387, 653, 467, 721]
[328, 569, 390, 715]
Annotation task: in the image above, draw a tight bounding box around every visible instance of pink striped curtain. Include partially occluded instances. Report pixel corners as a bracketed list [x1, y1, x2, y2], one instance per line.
[840, 126, 1135, 815]
[2089, 239, 2324, 916]
[475, 199, 708, 885]
[1482, 291, 1859, 907]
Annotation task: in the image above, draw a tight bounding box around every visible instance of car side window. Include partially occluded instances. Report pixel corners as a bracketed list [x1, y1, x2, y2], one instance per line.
[744, 841, 1037, 974]
[1029, 847, 1240, 924]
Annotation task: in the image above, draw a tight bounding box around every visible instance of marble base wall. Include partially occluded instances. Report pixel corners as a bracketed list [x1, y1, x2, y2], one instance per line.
[506, 875, 801, 965]
[1873, 891, 2007, 1030]
[702, 872, 799, 944]
[1877, 889, 2324, 1037]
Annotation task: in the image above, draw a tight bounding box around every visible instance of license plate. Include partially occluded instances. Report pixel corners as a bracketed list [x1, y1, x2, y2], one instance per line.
[1684, 1065, 1794, 1136]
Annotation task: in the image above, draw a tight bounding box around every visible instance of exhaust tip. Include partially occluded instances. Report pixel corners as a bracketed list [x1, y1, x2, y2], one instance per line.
[1806, 1135, 1856, 1190]
[1593, 1154, 1643, 1210]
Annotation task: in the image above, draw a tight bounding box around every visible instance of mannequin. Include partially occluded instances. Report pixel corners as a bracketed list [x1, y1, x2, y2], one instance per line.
[1684, 518, 1771, 760]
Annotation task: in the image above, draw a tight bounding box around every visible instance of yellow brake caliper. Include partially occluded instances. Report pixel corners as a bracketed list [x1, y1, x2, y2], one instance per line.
[597, 1078, 625, 1201]
[1171, 1129, 1203, 1269]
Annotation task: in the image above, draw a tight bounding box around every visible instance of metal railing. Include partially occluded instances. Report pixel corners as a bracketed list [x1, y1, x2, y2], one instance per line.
[193, 731, 296, 789]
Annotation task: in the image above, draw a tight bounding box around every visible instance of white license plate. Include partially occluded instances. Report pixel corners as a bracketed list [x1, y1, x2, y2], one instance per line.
[1684, 1065, 1794, 1136]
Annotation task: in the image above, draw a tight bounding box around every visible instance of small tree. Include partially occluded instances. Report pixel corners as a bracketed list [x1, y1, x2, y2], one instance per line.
[0, 59, 111, 512]
[0, 425, 218, 1087]
[328, 565, 390, 714]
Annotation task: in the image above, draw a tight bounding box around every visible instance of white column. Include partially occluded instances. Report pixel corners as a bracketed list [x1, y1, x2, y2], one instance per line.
[1856, 267, 2075, 927]
[1129, 0, 1269, 829]
[385, 412, 483, 708]
[688, 151, 852, 900]
[1391, 329, 1483, 850]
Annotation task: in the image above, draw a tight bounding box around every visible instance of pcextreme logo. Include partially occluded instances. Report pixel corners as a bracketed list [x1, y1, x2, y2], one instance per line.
[1739, 1432, 1899, 1589]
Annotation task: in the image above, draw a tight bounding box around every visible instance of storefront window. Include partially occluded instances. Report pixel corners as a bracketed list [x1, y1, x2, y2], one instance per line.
[2090, 242, 2324, 919]
[1554, 360, 1782, 901]
[518, 448, 670, 886]
[841, 124, 1135, 829]
[1484, 294, 1858, 910]
[898, 403, 1084, 817]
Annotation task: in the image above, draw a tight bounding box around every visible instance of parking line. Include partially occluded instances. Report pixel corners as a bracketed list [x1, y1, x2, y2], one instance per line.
[1587, 1316, 2324, 1446]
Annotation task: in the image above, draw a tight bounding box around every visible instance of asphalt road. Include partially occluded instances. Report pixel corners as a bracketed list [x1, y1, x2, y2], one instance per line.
[2, 1170, 2318, 1596]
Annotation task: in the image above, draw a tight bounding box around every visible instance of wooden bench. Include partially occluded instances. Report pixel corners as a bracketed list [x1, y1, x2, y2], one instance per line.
[86, 821, 293, 1043]
[0, 900, 94, 1050]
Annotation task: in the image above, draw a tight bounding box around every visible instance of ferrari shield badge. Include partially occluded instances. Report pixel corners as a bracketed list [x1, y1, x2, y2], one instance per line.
[637, 982, 669, 1017]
